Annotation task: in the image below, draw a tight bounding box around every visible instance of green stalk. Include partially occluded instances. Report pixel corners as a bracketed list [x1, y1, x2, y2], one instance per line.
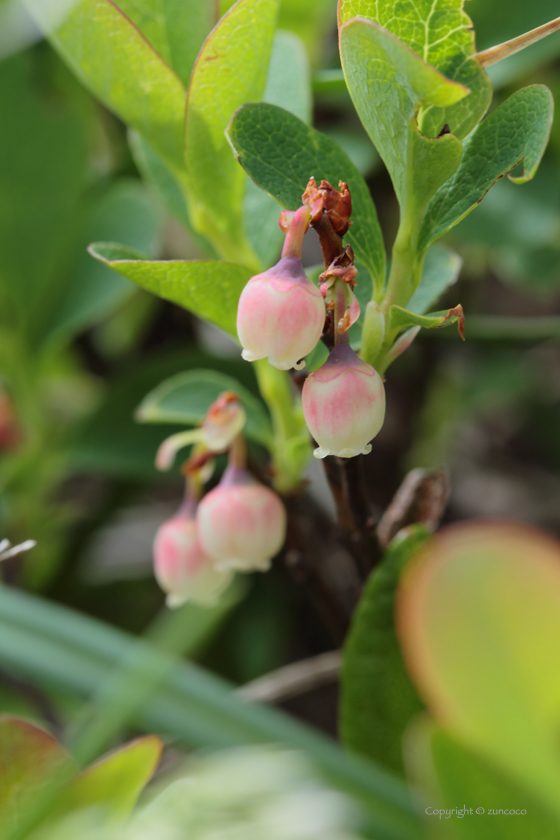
[366, 199, 426, 372]
[254, 361, 311, 493]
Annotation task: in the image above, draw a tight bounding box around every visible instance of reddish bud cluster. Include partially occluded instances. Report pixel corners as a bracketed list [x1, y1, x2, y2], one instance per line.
[302, 177, 353, 236]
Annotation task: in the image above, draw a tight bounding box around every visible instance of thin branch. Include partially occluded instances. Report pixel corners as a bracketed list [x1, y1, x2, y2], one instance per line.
[312, 213, 343, 268]
[237, 650, 341, 704]
[283, 492, 361, 644]
[477, 17, 560, 67]
[339, 455, 382, 575]
[377, 468, 450, 548]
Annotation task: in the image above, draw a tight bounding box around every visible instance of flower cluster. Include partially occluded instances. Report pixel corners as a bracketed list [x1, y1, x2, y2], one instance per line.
[153, 393, 286, 607]
[237, 178, 386, 459]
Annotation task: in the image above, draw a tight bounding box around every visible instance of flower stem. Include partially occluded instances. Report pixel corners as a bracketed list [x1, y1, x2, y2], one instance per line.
[333, 279, 350, 346]
[281, 205, 311, 260]
[228, 433, 247, 470]
[254, 361, 311, 492]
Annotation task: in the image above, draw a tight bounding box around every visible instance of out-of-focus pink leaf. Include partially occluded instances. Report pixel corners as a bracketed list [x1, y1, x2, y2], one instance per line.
[0, 715, 76, 832]
[397, 522, 560, 821]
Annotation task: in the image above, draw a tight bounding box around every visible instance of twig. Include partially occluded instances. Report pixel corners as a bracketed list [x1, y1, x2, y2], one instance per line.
[377, 468, 450, 548]
[283, 492, 362, 644]
[477, 17, 560, 67]
[237, 650, 341, 704]
[312, 212, 343, 268]
[339, 455, 382, 573]
[323, 456, 381, 579]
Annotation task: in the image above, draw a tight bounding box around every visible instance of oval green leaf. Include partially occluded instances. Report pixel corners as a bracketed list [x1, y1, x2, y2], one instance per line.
[137, 369, 273, 448]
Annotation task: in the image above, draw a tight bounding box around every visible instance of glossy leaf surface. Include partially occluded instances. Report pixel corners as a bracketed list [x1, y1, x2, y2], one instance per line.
[407, 245, 462, 315]
[339, 18, 465, 210]
[185, 0, 279, 265]
[228, 102, 386, 294]
[116, 0, 216, 86]
[137, 369, 273, 447]
[419, 85, 554, 251]
[89, 244, 251, 337]
[338, 0, 492, 139]
[341, 528, 428, 775]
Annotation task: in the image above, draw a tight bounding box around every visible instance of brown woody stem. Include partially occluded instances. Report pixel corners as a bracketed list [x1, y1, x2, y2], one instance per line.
[312, 213, 343, 267]
[477, 16, 560, 67]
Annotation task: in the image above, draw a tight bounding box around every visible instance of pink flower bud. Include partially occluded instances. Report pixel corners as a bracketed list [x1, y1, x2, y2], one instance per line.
[197, 466, 286, 572]
[202, 391, 246, 451]
[302, 344, 385, 459]
[153, 506, 232, 608]
[237, 257, 325, 370]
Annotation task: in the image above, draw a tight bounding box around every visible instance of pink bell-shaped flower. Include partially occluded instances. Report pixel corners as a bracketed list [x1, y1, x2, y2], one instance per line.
[302, 343, 385, 459]
[197, 466, 286, 572]
[237, 205, 325, 371]
[237, 256, 325, 370]
[153, 501, 232, 608]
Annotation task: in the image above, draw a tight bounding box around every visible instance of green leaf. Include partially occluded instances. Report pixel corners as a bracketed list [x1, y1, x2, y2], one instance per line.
[0, 716, 76, 835]
[340, 527, 428, 776]
[244, 29, 313, 269]
[265, 29, 312, 125]
[115, 0, 216, 87]
[128, 132, 193, 229]
[55, 737, 162, 823]
[397, 522, 560, 823]
[88, 244, 251, 337]
[419, 85, 554, 251]
[409, 723, 560, 839]
[23, 0, 187, 174]
[407, 245, 462, 315]
[185, 0, 280, 266]
[0, 587, 422, 840]
[0, 51, 87, 340]
[338, 0, 492, 139]
[389, 304, 464, 338]
[228, 103, 386, 296]
[322, 125, 379, 178]
[137, 369, 273, 448]
[44, 180, 163, 345]
[71, 348, 260, 478]
[339, 18, 465, 212]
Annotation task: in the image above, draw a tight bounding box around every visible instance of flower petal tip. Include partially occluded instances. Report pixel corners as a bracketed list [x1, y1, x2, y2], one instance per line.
[241, 349, 261, 363]
[313, 447, 330, 459]
[166, 593, 188, 609]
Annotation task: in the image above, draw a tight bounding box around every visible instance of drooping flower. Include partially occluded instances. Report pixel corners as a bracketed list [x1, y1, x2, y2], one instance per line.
[236, 255, 325, 370]
[302, 343, 385, 459]
[197, 466, 286, 572]
[153, 501, 232, 608]
[154, 392, 246, 471]
[237, 205, 325, 371]
[201, 391, 246, 451]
